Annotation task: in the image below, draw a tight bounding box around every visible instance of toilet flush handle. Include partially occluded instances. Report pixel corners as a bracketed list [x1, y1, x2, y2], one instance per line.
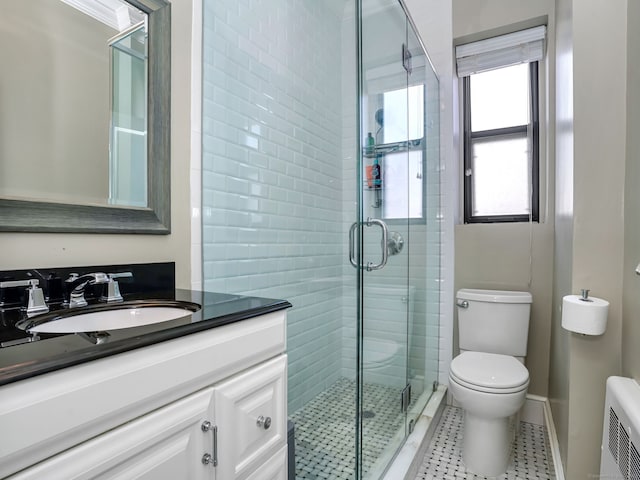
[456, 299, 469, 309]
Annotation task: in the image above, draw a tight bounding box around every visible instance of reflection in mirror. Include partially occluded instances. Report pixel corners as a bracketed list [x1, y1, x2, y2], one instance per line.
[110, 23, 148, 207]
[0, 0, 171, 233]
[0, 0, 147, 207]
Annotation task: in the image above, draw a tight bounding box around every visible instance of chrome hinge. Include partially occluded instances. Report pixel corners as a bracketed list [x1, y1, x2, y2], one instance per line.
[201, 421, 218, 467]
[401, 384, 412, 413]
[402, 43, 412, 74]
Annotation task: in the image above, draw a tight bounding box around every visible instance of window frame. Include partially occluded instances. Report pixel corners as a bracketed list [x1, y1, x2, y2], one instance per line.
[463, 61, 540, 224]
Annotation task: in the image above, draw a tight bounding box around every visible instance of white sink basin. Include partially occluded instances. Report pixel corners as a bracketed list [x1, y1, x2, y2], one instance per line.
[20, 301, 201, 334]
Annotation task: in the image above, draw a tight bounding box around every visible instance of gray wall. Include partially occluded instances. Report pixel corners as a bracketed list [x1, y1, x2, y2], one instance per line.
[452, 0, 556, 397]
[622, 0, 640, 382]
[550, 0, 626, 477]
[549, 0, 572, 468]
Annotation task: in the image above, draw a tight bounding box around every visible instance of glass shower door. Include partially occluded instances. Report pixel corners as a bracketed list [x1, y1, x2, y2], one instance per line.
[405, 14, 441, 433]
[358, 1, 412, 477]
[200, 0, 440, 477]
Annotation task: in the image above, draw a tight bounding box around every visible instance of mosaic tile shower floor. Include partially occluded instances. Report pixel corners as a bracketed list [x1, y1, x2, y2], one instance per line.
[415, 406, 556, 480]
[289, 378, 415, 480]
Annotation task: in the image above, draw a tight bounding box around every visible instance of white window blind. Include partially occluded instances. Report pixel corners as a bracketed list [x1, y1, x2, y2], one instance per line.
[456, 25, 546, 77]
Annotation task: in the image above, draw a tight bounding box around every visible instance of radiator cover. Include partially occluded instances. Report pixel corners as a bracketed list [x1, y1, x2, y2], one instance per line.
[601, 376, 640, 479]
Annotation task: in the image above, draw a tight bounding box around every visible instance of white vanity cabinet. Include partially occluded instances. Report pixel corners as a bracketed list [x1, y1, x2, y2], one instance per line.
[215, 355, 287, 479]
[9, 386, 216, 480]
[0, 310, 288, 480]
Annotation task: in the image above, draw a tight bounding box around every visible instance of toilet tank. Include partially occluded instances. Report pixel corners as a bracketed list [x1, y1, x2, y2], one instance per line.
[456, 289, 532, 357]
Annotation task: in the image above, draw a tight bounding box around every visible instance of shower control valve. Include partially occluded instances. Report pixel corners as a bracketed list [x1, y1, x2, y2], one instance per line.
[387, 231, 404, 256]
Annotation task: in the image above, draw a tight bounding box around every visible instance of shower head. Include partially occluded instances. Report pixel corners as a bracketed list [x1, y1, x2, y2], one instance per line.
[375, 108, 384, 128]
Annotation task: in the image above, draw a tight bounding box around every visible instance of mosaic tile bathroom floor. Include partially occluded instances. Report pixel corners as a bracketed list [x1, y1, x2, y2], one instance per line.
[289, 378, 415, 480]
[415, 406, 556, 480]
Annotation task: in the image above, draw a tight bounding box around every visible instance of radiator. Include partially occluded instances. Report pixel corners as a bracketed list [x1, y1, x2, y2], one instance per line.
[601, 376, 640, 479]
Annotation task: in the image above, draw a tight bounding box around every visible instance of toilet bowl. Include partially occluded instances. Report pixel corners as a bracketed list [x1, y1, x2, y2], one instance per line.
[363, 337, 401, 372]
[451, 288, 532, 476]
[449, 351, 529, 476]
[361, 285, 415, 387]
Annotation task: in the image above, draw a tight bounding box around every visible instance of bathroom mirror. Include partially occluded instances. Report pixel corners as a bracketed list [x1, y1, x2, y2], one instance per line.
[0, 0, 171, 234]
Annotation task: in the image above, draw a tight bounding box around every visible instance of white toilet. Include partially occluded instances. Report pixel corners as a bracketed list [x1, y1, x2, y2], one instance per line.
[449, 288, 532, 477]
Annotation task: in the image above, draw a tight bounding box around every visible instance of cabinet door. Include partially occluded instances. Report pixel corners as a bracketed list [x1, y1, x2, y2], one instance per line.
[215, 355, 287, 480]
[245, 446, 287, 480]
[10, 387, 216, 480]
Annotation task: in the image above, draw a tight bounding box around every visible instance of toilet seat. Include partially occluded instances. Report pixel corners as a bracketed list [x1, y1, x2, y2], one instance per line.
[363, 337, 400, 366]
[450, 351, 529, 394]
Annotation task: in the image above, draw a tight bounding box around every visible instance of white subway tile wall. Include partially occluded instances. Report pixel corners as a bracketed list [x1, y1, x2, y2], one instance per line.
[203, 0, 347, 411]
[201, 0, 447, 413]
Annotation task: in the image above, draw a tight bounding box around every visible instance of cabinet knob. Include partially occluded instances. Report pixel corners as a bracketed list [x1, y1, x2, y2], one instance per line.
[256, 415, 272, 430]
[202, 453, 214, 465]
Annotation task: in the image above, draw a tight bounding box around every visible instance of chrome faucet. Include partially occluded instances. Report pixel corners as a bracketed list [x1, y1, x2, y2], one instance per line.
[65, 273, 110, 308]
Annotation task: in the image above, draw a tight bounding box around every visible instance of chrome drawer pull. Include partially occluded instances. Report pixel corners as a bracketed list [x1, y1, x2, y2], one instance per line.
[201, 421, 218, 466]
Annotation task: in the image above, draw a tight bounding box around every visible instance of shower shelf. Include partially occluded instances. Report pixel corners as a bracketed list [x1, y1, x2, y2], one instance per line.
[362, 137, 424, 158]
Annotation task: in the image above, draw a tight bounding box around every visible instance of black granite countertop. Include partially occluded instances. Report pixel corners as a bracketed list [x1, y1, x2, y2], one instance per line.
[0, 289, 291, 386]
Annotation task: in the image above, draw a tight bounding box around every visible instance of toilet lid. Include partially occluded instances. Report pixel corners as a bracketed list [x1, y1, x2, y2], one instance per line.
[450, 351, 529, 391]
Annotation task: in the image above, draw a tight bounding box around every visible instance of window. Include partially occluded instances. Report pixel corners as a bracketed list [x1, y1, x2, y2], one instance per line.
[456, 26, 545, 223]
[368, 85, 426, 221]
[463, 62, 539, 222]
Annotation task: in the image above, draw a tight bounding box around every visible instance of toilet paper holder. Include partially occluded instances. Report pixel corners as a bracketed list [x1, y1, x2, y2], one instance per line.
[562, 289, 609, 336]
[579, 289, 593, 302]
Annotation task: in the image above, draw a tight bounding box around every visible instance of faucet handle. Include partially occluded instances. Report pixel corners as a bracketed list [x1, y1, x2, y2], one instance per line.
[0, 279, 39, 288]
[26, 281, 49, 316]
[108, 272, 133, 280]
[0, 279, 49, 316]
[101, 272, 132, 303]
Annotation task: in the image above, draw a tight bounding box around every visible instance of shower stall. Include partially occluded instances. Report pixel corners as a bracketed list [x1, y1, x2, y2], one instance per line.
[201, 0, 441, 478]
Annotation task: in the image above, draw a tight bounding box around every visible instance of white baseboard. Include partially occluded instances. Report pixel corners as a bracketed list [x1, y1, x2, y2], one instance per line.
[522, 394, 546, 425]
[523, 394, 565, 480]
[541, 396, 565, 480]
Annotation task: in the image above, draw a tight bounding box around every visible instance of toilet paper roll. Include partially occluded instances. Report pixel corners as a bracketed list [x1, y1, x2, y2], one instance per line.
[562, 295, 609, 335]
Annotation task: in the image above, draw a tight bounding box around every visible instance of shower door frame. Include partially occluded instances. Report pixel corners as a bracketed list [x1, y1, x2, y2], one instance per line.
[354, 1, 440, 478]
[355, 1, 412, 477]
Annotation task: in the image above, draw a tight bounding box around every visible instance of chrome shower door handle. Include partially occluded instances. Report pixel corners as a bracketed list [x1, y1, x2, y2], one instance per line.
[367, 218, 389, 271]
[348, 218, 389, 271]
[349, 221, 359, 268]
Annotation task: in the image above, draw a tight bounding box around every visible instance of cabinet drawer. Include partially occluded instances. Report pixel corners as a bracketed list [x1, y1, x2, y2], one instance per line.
[9, 387, 215, 480]
[215, 355, 287, 480]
